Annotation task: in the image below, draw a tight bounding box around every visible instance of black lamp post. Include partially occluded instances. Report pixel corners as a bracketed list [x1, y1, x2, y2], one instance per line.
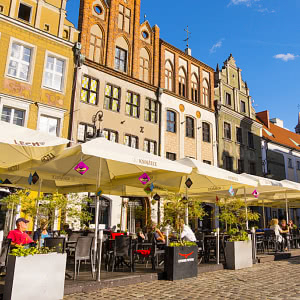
[153, 194, 161, 225]
[184, 178, 193, 224]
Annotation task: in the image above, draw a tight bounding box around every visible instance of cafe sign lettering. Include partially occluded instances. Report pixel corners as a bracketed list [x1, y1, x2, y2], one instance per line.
[14, 140, 46, 147]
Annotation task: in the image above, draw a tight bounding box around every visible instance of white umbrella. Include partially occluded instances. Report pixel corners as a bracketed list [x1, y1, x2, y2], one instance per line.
[0, 121, 68, 169]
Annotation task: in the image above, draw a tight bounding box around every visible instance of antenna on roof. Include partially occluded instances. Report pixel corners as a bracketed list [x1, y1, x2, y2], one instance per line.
[144, 14, 147, 22]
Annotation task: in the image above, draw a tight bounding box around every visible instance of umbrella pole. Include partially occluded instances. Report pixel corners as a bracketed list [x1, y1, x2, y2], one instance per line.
[262, 199, 266, 229]
[34, 179, 43, 232]
[285, 191, 289, 223]
[244, 187, 248, 230]
[185, 183, 188, 225]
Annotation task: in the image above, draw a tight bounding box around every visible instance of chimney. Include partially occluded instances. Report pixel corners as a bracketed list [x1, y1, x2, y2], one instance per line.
[185, 48, 191, 56]
[270, 118, 284, 128]
[256, 110, 270, 128]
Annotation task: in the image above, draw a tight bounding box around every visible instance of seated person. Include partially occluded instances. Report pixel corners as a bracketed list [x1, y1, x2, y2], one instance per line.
[288, 220, 296, 230]
[7, 218, 34, 247]
[280, 219, 290, 251]
[151, 222, 165, 244]
[33, 219, 50, 247]
[180, 220, 197, 242]
[135, 221, 145, 241]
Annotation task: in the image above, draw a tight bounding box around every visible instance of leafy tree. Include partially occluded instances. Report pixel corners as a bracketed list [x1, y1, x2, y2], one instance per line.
[218, 198, 260, 241]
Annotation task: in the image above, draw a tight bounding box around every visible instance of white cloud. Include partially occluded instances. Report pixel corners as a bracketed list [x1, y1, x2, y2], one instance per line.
[273, 53, 299, 62]
[228, 0, 260, 7]
[210, 39, 224, 54]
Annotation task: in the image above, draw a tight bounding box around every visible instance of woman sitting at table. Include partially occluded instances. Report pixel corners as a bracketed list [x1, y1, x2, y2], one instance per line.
[270, 219, 284, 250]
[151, 222, 165, 244]
[280, 219, 290, 251]
[33, 219, 50, 247]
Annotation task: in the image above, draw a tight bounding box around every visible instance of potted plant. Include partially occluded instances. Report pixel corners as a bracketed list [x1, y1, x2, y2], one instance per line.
[162, 193, 206, 280]
[219, 199, 260, 270]
[4, 245, 67, 300]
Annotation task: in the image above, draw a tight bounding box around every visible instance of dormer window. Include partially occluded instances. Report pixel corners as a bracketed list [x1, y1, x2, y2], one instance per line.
[18, 3, 31, 22]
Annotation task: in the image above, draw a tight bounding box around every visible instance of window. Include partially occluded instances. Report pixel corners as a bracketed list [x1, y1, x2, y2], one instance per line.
[126, 92, 140, 118]
[39, 115, 59, 137]
[203, 80, 209, 107]
[249, 162, 256, 175]
[203, 160, 211, 165]
[248, 132, 254, 149]
[118, 4, 130, 33]
[224, 155, 233, 171]
[104, 84, 121, 112]
[145, 98, 157, 123]
[166, 152, 176, 161]
[186, 117, 194, 138]
[165, 61, 173, 91]
[191, 74, 199, 103]
[224, 122, 231, 140]
[236, 127, 243, 144]
[63, 30, 69, 39]
[0, 5, 4, 13]
[77, 123, 95, 142]
[8, 42, 32, 81]
[1, 106, 25, 126]
[297, 161, 300, 170]
[238, 159, 244, 174]
[225, 93, 231, 106]
[81, 76, 99, 105]
[18, 3, 31, 22]
[115, 47, 127, 72]
[167, 110, 176, 133]
[144, 139, 157, 155]
[241, 100, 246, 113]
[89, 25, 103, 64]
[103, 129, 118, 143]
[124, 134, 138, 149]
[43, 55, 65, 91]
[178, 69, 186, 97]
[288, 158, 293, 169]
[140, 57, 149, 83]
[202, 122, 211, 143]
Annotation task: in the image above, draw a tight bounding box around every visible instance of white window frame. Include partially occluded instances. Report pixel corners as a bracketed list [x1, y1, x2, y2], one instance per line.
[37, 105, 65, 137]
[17, 2, 33, 23]
[5, 37, 36, 84]
[0, 96, 30, 127]
[42, 50, 68, 94]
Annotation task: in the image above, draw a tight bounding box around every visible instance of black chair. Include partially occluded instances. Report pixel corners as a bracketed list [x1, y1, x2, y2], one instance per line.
[67, 232, 82, 255]
[44, 237, 65, 253]
[263, 230, 278, 253]
[150, 237, 165, 270]
[255, 234, 265, 254]
[111, 236, 133, 272]
[290, 229, 300, 249]
[72, 236, 94, 280]
[195, 232, 205, 264]
[0, 238, 11, 274]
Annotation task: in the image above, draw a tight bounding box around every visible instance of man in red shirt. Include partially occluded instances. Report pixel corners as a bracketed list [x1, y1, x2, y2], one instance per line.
[7, 218, 34, 246]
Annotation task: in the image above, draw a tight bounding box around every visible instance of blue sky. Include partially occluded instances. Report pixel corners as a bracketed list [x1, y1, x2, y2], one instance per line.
[66, 0, 300, 131]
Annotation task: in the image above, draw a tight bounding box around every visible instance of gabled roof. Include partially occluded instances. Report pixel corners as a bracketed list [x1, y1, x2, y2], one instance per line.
[257, 113, 300, 151]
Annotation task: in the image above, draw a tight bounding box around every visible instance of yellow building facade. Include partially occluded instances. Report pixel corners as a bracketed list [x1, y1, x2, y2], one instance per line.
[0, 0, 78, 138]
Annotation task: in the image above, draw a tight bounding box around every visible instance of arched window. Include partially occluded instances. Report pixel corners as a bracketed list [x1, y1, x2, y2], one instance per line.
[202, 79, 210, 107]
[89, 24, 103, 64]
[178, 67, 186, 97]
[165, 60, 173, 91]
[202, 122, 211, 143]
[115, 36, 129, 72]
[191, 73, 199, 103]
[186, 117, 195, 138]
[139, 48, 150, 83]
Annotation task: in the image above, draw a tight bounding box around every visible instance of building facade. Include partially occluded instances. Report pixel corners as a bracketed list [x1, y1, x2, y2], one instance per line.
[214, 54, 262, 176]
[0, 0, 78, 138]
[72, 0, 217, 229]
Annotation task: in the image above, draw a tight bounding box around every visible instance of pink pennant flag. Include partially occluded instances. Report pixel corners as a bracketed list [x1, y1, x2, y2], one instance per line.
[252, 189, 259, 198]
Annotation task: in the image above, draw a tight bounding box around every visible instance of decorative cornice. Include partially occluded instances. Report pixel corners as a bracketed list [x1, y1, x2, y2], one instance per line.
[160, 40, 214, 72]
[85, 59, 157, 92]
[220, 105, 262, 129]
[0, 14, 75, 48]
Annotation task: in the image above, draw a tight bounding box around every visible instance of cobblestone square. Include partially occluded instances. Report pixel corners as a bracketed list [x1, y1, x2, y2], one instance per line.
[64, 257, 300, 300]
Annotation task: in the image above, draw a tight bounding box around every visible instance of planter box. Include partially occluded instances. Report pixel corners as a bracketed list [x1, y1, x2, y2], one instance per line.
[164, 245, 198, 281]
[225, 240, 253, 270]
[4, 253, 67, 300]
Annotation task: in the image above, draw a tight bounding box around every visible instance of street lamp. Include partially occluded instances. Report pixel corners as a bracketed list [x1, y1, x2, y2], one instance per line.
[184, 178, 193, 225]
[153, 194, 161, 225]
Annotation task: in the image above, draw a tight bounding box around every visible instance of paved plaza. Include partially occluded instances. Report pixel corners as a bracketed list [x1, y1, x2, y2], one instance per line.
[64, 257, 300, 300]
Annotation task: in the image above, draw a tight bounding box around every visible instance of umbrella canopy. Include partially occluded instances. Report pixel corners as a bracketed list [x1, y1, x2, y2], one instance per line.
[0, 121, 68, 169]
[5, 137, 192, 193]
